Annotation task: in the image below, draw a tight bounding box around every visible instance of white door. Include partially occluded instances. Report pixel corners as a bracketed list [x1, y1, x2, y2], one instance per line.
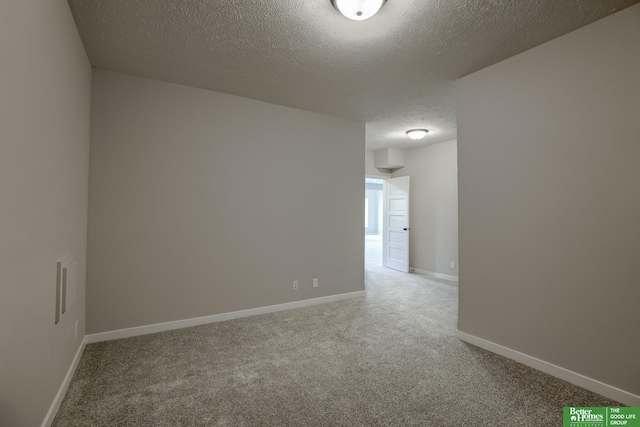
[383, 176, 410, 272]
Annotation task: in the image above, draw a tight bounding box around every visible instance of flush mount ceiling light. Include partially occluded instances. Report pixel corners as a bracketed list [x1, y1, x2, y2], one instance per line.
[331, 0, 387, 21]
[406, 129, 429, 140]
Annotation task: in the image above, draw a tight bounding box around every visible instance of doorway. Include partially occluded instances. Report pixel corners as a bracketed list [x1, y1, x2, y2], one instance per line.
[365, 178, 384, 267]
[365, 176, 411, 273]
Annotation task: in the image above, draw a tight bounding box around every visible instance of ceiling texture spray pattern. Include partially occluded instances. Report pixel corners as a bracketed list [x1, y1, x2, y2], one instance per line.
[67, 0, 638, 150]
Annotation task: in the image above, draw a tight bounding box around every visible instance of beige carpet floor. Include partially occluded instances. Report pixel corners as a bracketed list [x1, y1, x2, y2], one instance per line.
[53, 235, 619, 426]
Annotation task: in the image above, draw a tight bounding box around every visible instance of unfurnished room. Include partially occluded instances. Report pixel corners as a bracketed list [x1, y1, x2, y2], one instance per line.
[1, 1, 639, 426]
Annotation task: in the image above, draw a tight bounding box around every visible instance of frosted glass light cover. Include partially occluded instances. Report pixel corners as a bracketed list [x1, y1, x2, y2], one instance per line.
[334, 0, 385, 21]
[406, 129, 429, 140]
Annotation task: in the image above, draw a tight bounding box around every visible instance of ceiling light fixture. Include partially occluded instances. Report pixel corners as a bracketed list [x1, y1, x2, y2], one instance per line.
[406, 129, 429, 140]
[331, 0, 387, 21]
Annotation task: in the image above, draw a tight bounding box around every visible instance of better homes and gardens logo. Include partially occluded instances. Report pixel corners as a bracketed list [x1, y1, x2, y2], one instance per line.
[564, 407, 640, 427]
[565, 407, 605, 426]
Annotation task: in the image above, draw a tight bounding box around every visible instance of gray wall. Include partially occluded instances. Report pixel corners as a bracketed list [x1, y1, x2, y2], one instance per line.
[392, 141, 458, 276]
[457, 4, 640, 396]
[88, 70, 365, 334]
[0, 1, 91, 425]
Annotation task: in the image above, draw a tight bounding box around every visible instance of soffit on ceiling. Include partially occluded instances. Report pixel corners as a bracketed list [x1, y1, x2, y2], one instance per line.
[67, 0, 638, 150]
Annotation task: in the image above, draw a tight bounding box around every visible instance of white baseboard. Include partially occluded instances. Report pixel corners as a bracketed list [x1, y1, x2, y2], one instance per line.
[456, 330, 640, 407]
[41, 337, 87, 427]
[86, 290, 366, 344]
[410, 267, 459, 283]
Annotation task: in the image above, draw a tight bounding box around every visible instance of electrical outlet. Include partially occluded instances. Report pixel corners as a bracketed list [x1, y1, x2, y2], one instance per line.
[451, 261, 455, 269]
[313, 278, 318, 288]
[292, 280, 299, 290]
[75, 321, 78, 338]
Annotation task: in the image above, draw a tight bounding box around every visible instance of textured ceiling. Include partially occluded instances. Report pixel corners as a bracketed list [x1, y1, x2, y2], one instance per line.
[67, 0, 638, 150]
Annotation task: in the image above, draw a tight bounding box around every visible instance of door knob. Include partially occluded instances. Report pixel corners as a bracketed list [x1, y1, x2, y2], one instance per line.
[403, 227, 409, 231]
